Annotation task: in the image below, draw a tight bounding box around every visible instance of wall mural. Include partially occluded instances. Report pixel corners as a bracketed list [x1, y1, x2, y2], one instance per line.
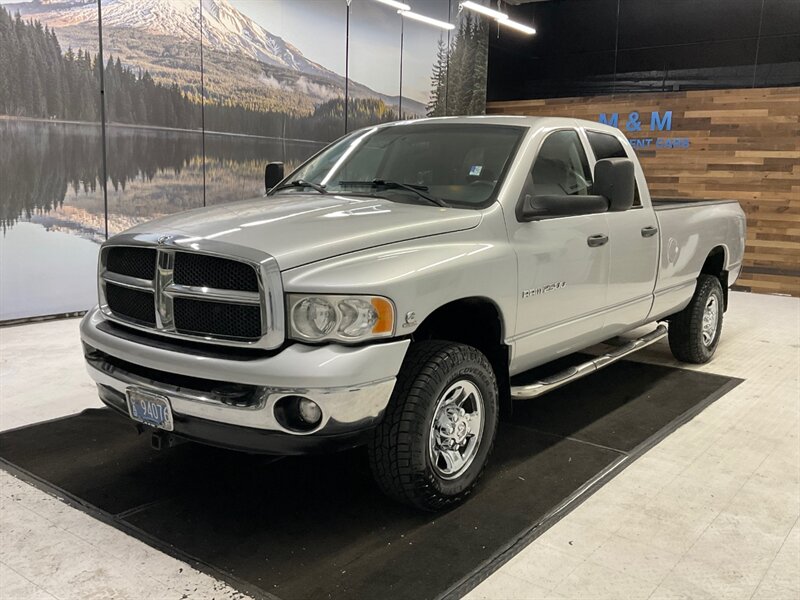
[0, 0, 489, 321]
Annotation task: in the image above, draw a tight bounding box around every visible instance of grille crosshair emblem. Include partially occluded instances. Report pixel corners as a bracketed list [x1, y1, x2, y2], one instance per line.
[155, 249, 176, 330]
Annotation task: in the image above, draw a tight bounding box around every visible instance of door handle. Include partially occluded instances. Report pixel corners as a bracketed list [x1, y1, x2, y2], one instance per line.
[587, 234, 609, 247]
[641, 225, 659, 238]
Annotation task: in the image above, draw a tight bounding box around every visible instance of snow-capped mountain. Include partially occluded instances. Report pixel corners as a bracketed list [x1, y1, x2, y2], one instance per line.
[26, 0, 335, 79]
[9, 0, 428, 115]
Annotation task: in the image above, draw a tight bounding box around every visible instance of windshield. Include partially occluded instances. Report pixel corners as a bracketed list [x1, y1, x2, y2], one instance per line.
[273, 123, 525, 208]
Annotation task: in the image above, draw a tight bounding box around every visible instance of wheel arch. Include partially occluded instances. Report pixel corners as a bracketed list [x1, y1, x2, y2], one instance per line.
[411, 296, 512, 417]
[701, 245, 729, 309]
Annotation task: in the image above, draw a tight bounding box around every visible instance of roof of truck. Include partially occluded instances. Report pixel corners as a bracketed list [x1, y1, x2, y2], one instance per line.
[373, 114, 620, 135]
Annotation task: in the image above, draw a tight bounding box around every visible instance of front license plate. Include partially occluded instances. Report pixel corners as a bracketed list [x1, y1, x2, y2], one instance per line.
[126, 388, 174, 431]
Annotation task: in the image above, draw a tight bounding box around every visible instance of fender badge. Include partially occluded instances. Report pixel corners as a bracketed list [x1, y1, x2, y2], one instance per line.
[522, 281, 566, 299]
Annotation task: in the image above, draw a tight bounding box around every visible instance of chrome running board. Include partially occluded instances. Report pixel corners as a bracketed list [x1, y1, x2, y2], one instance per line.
[510, 324, 668, 400]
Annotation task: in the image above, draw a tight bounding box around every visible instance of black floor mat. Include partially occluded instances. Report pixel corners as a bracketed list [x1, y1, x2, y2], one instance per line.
[0, 360, 740, 600]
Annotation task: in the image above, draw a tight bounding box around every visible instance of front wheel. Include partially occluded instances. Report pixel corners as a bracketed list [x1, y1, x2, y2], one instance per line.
[368, 341, 499, 511]
[668, 274, 724, 364]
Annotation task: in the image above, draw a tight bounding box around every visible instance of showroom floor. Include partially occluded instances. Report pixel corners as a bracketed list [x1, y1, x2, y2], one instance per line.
[0, 291, 798, 600]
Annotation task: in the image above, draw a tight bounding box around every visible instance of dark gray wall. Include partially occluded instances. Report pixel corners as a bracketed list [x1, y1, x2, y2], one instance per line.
[488, 0, 800, 100]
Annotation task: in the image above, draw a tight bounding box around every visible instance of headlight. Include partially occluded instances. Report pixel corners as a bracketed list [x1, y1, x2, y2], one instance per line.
[288, 294, 395, 343]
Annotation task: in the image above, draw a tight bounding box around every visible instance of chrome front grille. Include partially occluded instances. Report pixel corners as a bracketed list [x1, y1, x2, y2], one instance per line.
[173, 297, 262, 339]
[104, 282, 156, 326]
[173, 252, 259, 292]
[99, 235, 284, 349]
[105, 247, 157, 280]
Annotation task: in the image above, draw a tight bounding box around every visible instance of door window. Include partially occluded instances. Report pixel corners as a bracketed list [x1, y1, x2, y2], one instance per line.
[586, 130, 628, 160]
[530, 130, 592, 197]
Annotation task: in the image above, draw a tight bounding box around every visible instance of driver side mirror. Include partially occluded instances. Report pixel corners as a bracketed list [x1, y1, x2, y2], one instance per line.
[265, 162, 284, 193]
[592, 158, 635, 211]
[517, 157, 636, 221]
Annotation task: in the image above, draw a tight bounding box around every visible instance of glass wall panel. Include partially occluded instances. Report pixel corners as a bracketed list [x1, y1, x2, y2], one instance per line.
[0, 0, 103, 319]
[202, 0, 344, 205]
[399, 0, 451, 118]
[100, 0, 204, 235]
[448, 0, 489, 116]
[347, 0, 403, 129]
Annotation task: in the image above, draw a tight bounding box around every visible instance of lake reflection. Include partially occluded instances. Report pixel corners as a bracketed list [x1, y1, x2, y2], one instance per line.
[0, 119, 324, 319]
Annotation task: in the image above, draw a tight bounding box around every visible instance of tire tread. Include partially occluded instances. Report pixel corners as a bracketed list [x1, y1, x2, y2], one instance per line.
[368, 341, 498, 511]
[668, 274, 724, 364]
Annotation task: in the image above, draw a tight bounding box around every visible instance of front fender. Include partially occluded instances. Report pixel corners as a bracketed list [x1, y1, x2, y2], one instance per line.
[281, 208, 517, 341]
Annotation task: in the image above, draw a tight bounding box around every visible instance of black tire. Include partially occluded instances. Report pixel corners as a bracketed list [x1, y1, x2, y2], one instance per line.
[668, 274, 724, 364]
[368, 341, 499, 511]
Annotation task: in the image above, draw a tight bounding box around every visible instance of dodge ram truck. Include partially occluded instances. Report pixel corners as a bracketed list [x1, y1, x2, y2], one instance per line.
[81, 116, 747, 510]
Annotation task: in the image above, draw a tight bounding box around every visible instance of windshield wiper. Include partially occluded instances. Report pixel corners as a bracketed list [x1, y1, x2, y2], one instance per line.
[273, 179, 328, 194]
[338, 180, 448, 207]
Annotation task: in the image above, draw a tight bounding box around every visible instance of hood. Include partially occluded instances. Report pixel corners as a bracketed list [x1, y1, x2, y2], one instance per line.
[122, 194, 483, 270]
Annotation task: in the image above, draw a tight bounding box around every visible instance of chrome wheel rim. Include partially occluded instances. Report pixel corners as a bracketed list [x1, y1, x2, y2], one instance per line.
[702, 295, 719, 346]
[428, 379, 484, 480]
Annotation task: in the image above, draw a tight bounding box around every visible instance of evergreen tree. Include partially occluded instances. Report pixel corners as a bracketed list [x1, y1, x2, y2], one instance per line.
[423, 12, 489, 117]
[468, 17, 488, 115]
[0, 9, 10, 112]
[427, 37, 448, 117]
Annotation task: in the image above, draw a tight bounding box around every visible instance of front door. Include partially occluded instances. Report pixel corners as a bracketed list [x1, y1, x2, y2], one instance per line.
[509, 129, 611, 374]
[584, 130, 659, 333]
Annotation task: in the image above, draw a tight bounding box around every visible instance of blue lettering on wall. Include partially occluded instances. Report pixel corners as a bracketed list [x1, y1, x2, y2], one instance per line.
[650, 111, 673, 131]
[656, 137, 689, 148]
[597, 109, 687, 150]
[625, 112, 642, 132]
[629, 138, 653, 148]
[598, 112, 619, 127]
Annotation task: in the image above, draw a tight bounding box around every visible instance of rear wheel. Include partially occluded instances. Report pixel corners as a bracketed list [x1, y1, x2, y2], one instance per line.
[368, 341, 499, 511]
[668, 274, 724, 364]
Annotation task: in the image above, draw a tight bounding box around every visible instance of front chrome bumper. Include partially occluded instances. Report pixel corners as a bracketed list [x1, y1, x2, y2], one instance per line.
[80, 308, 409, 440]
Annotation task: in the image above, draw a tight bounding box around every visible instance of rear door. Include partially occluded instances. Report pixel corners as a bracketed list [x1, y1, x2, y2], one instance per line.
[508, 129, 611, 373]
[585, 130, 659, 333]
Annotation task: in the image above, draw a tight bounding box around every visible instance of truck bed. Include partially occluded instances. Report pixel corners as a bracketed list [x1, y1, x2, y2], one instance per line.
[652, 197, 740, 211]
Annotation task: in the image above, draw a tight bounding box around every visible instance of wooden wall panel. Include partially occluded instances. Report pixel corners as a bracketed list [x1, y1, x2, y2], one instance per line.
[488, 87, 800, 297]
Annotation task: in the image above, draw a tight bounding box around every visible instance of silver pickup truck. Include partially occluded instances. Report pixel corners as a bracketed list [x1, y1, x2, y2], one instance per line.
[81, 116, 746, 510]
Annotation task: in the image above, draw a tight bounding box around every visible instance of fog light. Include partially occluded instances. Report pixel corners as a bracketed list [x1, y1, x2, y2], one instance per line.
[297, 398, 322, 425]
[274, 395, 324, 432]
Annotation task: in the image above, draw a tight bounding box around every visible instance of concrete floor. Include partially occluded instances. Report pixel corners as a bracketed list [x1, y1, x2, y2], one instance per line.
[1, 291, 798, 600]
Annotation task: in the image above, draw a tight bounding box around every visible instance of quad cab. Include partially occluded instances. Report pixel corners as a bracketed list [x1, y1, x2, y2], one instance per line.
[82, 117, 746, 509]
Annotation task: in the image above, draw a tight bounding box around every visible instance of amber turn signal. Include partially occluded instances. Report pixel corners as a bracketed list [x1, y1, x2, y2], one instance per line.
[371, 297, 395, 334]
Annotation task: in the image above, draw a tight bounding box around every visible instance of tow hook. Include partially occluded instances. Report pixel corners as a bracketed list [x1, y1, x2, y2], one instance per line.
[149, 430, 186, 451]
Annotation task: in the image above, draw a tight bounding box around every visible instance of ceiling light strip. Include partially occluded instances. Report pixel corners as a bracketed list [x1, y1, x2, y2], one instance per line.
[398, 10, 455, 30]
[460, 1, 508, 21]
[459, 1, 536, 35]
[498, 18, 536, 35]
[375, 0, 411, 11]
